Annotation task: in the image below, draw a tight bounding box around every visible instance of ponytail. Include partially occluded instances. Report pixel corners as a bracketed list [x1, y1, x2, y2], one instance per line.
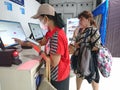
[54, 12, 65, 28]
[90, 19, 97, 28]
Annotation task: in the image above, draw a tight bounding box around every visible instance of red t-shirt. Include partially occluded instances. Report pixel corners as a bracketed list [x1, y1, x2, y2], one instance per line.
[45, 27, 70, 81]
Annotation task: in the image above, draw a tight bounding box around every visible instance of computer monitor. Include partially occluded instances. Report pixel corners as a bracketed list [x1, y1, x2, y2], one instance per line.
[0, 20, 27, 48]
[28, 23, 44, 40]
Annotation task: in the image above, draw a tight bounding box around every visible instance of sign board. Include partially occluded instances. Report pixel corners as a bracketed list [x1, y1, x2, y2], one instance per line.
[66, 18, 79, 44]
[10, 0, 24, 6]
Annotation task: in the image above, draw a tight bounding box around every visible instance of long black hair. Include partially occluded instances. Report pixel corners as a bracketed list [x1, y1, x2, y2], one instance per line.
[41, 12, 65, 29]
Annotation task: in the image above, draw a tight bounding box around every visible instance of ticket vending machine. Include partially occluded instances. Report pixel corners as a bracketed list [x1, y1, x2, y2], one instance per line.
[0, 49, 43, 90]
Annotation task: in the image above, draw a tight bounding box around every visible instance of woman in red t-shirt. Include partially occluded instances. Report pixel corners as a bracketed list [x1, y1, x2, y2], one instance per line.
[32, 4, 70, 90]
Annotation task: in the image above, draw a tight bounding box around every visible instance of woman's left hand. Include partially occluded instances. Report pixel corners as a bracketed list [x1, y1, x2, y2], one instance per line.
[74, 42, 80, 48]
[68, 44, 75, 54]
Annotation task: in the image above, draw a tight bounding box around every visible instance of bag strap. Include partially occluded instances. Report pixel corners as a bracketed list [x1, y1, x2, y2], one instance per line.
[90, 28, 98, 38]
[91, 36, 101, 47]
[82, 28, 92, 47]
[45, 58, 51, 82]
[84, 29, 91, 42]
[40, 51, 51, 82]
[90, 28, 101, 48]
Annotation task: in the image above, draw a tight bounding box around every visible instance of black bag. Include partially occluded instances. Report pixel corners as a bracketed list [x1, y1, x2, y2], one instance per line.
[77, 45, 95, 77]
[71, 54, 78, 71]
[75, 28, 95, 77]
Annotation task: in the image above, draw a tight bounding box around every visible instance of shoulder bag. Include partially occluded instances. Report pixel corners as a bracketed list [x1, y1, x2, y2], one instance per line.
[38, 51, 57, 90]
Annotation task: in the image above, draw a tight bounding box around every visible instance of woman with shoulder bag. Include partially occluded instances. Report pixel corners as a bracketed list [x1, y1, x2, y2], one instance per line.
[71, 11, 102, 90]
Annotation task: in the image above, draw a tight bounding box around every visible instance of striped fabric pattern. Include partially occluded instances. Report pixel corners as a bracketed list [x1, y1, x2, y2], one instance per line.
[76, 27, 101, 49]
[50, 32, 59, 81]
[51, 65, 58, 81]
[50, 32, 58, 54]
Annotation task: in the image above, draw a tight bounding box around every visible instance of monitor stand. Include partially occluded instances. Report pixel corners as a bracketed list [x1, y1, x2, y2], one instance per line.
[0, 37, 5, 50]
[29, 33, 35, 40]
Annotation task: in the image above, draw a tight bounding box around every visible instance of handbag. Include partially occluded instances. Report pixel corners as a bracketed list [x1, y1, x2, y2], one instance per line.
[71, 54, 78, 70]
[38, 52, 57, 90]
[76, 29, 94, 77]
[90, 30, 112, 78]
[77, 45, 93, 77]
[97, 45, 112, 77]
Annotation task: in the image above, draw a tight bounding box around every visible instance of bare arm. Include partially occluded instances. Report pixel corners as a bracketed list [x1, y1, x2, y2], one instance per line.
[13, 38, 32, 46]
[13, 36, 47, 46]
[40, 52, 61, 67]
[73, 26, 80, 38]
[50, 54, 61, 67]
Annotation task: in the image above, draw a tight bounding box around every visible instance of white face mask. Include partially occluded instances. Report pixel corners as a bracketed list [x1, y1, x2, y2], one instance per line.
[40, 18, 48, 30]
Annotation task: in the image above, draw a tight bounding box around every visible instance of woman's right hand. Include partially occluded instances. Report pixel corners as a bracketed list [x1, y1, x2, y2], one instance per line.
[12, 38, 24, 45]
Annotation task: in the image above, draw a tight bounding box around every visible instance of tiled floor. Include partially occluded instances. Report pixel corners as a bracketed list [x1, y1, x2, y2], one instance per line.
[69, 57, 120, 90]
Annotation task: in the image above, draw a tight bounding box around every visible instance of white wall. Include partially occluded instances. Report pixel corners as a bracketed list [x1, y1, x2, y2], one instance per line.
[0, 0, 40, 36]
[49, 0, 96, 26]
[49, 0, 93, 4]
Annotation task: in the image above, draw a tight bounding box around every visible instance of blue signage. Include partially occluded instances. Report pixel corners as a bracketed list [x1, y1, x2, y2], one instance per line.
[10, 0, 24, 6]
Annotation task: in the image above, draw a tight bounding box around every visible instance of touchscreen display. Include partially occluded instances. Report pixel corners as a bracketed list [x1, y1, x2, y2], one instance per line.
[0, 20, 26, 48]
[28, 23, 44, 40]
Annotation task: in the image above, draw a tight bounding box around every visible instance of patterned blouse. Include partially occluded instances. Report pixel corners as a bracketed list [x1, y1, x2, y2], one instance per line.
[74, 27, 102, 54]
